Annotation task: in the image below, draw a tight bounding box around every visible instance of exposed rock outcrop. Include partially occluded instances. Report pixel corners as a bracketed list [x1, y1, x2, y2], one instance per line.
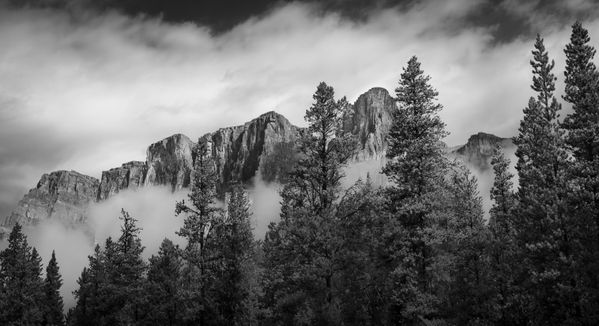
[3, 86, 516, 230]
[97, 161, 147, 200]
[342, 87, 395, 159]
[449, 132, 515, 171]
[3, 171, 99, 227]
[144, 133, 194, 191]
[204, 111, 300, 186]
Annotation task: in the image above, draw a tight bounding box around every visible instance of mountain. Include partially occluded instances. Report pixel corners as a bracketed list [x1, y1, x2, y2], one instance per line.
[448, 132, 515, 171]
[1, 86, 512, 231]
[341, 87, 395, 159]
[3, 171, 99, 227]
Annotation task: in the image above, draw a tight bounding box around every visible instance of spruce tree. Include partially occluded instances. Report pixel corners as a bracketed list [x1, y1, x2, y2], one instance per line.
[382, 56, 448, 323]
[143, 238, 183, 325]
[443, 164, 492, 325]
[487, 146, 525, 324]
[43, 251, 65, 326]
[562, 21, 599, 323]
[514, 34, 574, 324]
[213, 185, 256, 325]
[261, 82, 356, 325]
[70, 210, 145, 326]
[175, 141, 223, 326]
[0, 223, 45, 325]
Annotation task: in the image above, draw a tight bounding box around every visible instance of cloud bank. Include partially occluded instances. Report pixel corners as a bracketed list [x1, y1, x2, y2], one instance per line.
[1, 0, 598, 219]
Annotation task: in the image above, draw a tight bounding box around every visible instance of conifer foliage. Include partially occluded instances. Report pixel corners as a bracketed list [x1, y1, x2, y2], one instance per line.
[514, 34, 574, 324]
[5, 20, 599, 326]
[43, 251, 65, 326]
[382, 55, 449, 324]
[0, 223, 46, 325]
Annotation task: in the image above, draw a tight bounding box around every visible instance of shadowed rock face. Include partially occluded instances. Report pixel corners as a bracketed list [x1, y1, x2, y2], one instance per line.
[342, 87, 395, 160]
[97, 161, 147, 201]
[2, 171, 99, 227]
[204, 111, 300, 187]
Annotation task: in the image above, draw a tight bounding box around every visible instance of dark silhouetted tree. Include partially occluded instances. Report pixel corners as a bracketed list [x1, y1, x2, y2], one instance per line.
[0, 223, 45, 325]
[43, 250, 65, 326]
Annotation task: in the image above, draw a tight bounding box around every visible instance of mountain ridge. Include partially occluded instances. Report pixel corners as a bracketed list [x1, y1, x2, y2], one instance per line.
[1, 87, 514, 230]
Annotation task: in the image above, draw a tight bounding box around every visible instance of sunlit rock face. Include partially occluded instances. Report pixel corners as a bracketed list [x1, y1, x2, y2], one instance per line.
[2, 171, 99, 227]
[97, 161, 147, 201]
[204, 111, 300, 187]
[342, 87, 395, 160]
[449, 132, 515, 171]
[144, 133, 194, 191]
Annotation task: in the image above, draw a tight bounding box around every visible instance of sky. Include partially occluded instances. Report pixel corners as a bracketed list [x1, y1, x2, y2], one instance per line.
[1, 0, 599, 220]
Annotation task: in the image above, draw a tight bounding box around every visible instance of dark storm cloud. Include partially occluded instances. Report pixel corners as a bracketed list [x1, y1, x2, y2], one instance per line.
[9, 0, 599, 41]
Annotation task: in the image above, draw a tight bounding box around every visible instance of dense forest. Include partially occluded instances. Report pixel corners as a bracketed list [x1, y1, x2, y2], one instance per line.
[1, 21, 599, 325]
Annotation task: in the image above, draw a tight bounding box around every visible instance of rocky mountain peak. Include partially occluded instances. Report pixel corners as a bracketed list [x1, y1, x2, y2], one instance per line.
[144, 133, 195, 191]
[204, 109, 300, 187]
[2, 170, 99, 227]
[451, 132, 514, 171]
[342, 87, 395, 159]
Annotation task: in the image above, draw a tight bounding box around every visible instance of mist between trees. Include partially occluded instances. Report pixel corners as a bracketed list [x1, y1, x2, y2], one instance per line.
[2, 21, 599, 326]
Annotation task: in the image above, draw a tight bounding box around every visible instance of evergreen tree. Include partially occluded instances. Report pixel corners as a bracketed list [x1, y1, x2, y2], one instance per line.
[514, 34, 574, 324]
[70, 245, 105, 326]
[43, 251, 65, 326]
[334, 176, 388, 326]
[175, 141, 223, 326]
[0, 223, 45, 325]
[143, 238, 183, 326]
[212, 185, 256, 325]
[382, 56, 449, 323]
[261, 82, 356, 325]
[443, 164, 492, 325]
[487, 146, 525, 325]
[562, 21, 599, 322]
[70, 210, 145, 326]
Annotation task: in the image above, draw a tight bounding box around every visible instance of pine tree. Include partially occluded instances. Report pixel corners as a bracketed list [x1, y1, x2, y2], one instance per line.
[561, 22, 599, 323]
[443, 164, 492, 325]
[112, 209, 146, 324]
[334, 176, 388, 325]
[213, 185, 256, 325]
[382, 56, 448, 323]
[487, 146, 525, 325]
[43, 251, 64, 326]
[70, 245, 105, 326]
[143, 238, 183, 325]
[261, 82, 356, 325]
[70, 210, 145, 326]
[175, 140, 223, 326]
[0, 223, 45, 325]
[514, 34, 574, 324]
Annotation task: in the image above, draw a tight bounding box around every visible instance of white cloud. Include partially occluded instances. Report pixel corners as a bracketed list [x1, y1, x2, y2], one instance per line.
[0, 0, 598, 220]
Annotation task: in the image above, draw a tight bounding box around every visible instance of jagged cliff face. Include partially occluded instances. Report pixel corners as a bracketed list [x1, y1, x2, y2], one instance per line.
[3, 171, 99, 227]
[97, 161, 147, 201]
[144, 133, 194, 191]
[204, 111, 300, 186]
[342, 87, 395, 159]
[3, 86, 515, 230]
[449, 132, 515, 171]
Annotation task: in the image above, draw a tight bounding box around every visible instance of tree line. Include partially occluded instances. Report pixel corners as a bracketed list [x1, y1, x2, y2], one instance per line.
[1, 21, 599, 325]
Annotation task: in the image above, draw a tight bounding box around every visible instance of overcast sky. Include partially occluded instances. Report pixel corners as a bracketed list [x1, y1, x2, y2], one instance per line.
[1, 0, 599, 219]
